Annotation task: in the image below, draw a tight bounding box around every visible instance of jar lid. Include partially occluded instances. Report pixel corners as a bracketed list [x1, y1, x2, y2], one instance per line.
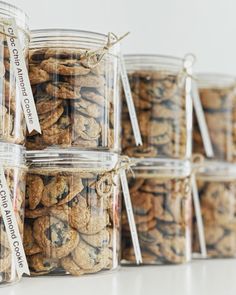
[124, 54, 184, 73]
[30, 29, 120, 55]
[196, 161, 236, 179]
[131, 158, 191, 177]
[0, 142, 25, 167]
[0, 1, 29, 33]
[26, 150, 118, 171]
[197, 73, 236, 89]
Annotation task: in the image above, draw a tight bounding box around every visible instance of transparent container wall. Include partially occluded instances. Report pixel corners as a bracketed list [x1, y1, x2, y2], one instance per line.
[0, 166, 26, 286]
[193, 176, 236, 258]
[122, 55, 192, 159]
[0, 7, 28, 144]
[122, 170, 192, 265]
[26, 30, 120, 151]
[24, 167, 121, 276]
[193, 74, 236, 162]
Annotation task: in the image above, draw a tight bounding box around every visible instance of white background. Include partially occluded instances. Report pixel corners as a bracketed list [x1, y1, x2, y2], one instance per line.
[6, 0, 236, 75]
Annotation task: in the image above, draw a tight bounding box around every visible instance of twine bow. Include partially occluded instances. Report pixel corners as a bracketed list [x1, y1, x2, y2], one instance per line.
[95, 156, 136, 198]
[177, 53, 196, 87]
[80, 32, 130, 69]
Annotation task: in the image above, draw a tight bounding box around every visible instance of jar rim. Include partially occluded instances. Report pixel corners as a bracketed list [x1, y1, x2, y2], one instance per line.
[131, 158, 191, 173]
[0, 0, 29, 33]
[0, 142, 26, 167]
[26, 150, 119, 170]
[30, 29, 120, 53]
[197, 73, 236, 88]
[124, 54, 185, 72]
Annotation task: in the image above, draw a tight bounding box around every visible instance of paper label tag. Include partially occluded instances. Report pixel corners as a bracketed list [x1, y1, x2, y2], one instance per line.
[119, 55, 142, 146]
[120, 169, 142, 264]
[0, 167, 30, 277]
[191, 175, 207, 258]
[3, 18, 41, 134]
[191, 79, 214, 158]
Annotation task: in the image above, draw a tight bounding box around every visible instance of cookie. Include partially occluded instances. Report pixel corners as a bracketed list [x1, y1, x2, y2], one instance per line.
[35, 95, 63, 115]
[23, 223, 42, 256]
[0, 245, 11, 272]
[28, 253, 58, 275]
[45, 82, 81, 99]
[41, 176, 83, 207]
[41, 58, 90, 76]
[81, 228, 112, 248]
[29, 66, 50, 85]
[74, 116, 101, 141]
[33, 216, 79, 259]
[26, 174, 44, 210]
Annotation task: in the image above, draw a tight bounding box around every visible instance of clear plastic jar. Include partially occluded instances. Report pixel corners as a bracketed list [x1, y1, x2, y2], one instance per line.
[24, 150, 120, 276]
[122, 55, 192, 159]
[0, 1, 29, 144]
[122, 159, 192, 264]
[0, 143, 26, 286]
[193, 162, 236, 258]
[26, 29, 121, 152]
[193, 74, 236, 162]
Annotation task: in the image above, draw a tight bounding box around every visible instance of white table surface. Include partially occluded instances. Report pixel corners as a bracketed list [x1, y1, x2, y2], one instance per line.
[3, 260, 236, 295]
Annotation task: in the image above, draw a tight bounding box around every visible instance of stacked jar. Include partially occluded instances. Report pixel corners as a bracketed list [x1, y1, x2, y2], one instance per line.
[121, 54, 194, 264]
[24, 29, 130, 277]
[0, 2, 29, 286]
[192, 74, 236, 258]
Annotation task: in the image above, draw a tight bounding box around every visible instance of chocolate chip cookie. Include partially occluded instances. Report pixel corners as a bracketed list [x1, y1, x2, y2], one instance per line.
[122, 173, 192, 264]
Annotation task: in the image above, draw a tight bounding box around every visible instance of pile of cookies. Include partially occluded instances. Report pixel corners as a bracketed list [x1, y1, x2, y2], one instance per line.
[122, 174, 192, 264]
[193, 176, 236, 257]
[192, 74, 236, 258]
[24, 167, 120, 275]
[121, 55, 193, 265]
[122, 70, 188, 158]
[22, 29, 124, 277]
[27, 45, 119, 151]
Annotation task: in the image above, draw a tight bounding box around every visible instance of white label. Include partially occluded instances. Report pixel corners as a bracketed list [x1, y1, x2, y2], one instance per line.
[120, 169, 142, 264]
[0, 167, 30, 277]
[3, 18, 41, 134]
[191, 175, 207, 258]
[119, 55, 142, 146]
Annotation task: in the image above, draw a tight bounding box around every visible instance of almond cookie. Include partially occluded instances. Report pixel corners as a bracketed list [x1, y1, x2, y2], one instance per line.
[81, 228, 112, 248]
[26, 174, 44, 210]
[72, 241, 112, 271]
[0, 245, 11, 272]
[38, 105, 64, 131]
[65, 74, 106, 89]
[41, 176, 83, 207]
[28, 253, 58, 275]
[29, 66, 50, 85]
[41, 58, 90, 76]
[78, 209, 110, 235]
[23, 223, 42, 256]
[45, 82, 81, 99]
[35, 95, 63, 115]
[73, 99, 102, 118]
[74, 116, 101, 141]
[80, 89, 105, 106]
[33, 216, 79, 259]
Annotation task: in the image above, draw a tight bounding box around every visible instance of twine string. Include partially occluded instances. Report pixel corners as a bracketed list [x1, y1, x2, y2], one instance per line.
[80, 32, 130, 68]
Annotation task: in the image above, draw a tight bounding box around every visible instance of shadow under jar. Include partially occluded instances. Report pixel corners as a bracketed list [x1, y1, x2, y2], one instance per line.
[27, 29, 121, 151]
[24, 150, 121, 276]
[122, 55, 192, 159]
[0, 1, 29, 144]
[193, 162, 236, 258]
[193, 73, 236, 162]
[0, 143, 27, 286]
[122, 159, 192, 265]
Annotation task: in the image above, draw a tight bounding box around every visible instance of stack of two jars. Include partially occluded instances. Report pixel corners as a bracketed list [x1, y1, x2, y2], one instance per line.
[192, 74, 236, 259]
[121, 55, 194, 265]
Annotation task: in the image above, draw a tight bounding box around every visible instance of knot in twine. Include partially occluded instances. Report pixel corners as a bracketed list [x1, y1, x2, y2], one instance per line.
[81, 32, 130, 69]
[0, 17, 17, 39]
[192, 153, 205, 173]
[95, 156, 136, 198]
